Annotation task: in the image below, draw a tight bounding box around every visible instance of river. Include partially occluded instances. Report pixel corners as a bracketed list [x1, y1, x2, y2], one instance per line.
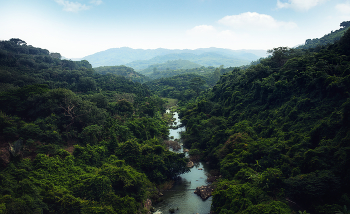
[152, 111, 212, 214]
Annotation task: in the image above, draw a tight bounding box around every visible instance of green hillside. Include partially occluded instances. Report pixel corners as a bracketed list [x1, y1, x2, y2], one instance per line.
[94, 65, 151, 83]
[139, 59, 203, 75]
[297, 21, 350, 49]
[179, 28, 350, 213]
[0, 39, 189, 213]
[147, 65, 216, 80]
[145, 66, 235, 101]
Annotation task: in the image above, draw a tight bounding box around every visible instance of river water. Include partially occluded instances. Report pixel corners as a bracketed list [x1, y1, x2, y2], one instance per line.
[152, 111, 212, 214]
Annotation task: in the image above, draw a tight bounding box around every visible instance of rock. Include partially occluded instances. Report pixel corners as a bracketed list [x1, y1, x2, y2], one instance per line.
[144, 198, 152, 213]
[198, 168, 203, 170]
[183, 148, 189, 152]
[9, 139, 23, 157]
[206, 175, 220, 183]
[194, 185, 214, 200]
[186, 161, 194, 168]
[0, 145, 11, 167]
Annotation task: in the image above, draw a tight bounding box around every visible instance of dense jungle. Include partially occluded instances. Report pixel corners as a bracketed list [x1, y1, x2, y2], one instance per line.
[1, 21, 350, 214]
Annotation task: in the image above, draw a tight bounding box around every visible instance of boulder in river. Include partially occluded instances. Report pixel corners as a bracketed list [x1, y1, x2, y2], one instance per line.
[186, 161, 194, 168]
[194, 185, 214, 200]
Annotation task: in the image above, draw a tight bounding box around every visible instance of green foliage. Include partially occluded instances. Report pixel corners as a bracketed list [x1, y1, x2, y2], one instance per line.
[146, 73, 205, 101]
[189, 77, 206, 95]
[94, 65, 150, 83]
[79, 125, 103, 145]
[140, 59, 202, 75]
[144, 66, 234, 102]
[108, 99, 134, 117]
[0, 39, 190, 213]
[241, 201, 292, 214]
[100, 162, 147, 200]
[284, 170, 341, 205]
[297, 24, 350, 50]
[179, 24, 350, 213]
[212, 180, 289, 214]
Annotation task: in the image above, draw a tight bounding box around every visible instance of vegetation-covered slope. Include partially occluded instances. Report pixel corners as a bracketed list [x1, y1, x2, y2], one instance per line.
[139, 59, 203, 75]
[145, 66, 235, 101]
[297, 21, 350, 50]
[93, 65, 150, 83]
[0, 39, 189, 214]
[145, 65, 217, 80]
[179, 28, 350, 213]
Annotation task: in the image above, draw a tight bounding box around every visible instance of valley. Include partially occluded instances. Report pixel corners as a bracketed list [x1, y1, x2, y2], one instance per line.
[0, 21, 350, 214]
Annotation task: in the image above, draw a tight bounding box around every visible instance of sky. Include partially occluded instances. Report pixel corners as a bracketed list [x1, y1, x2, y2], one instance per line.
[1, 0, 350, 58]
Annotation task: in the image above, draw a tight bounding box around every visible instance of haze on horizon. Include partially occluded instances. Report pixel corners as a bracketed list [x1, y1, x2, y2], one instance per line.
[1, 0, 349, 59]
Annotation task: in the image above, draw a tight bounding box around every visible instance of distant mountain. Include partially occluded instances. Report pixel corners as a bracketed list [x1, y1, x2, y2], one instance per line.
[82, 47, 267, 68]
[297, 21, 350, 49]
[127, 52, 254, 71]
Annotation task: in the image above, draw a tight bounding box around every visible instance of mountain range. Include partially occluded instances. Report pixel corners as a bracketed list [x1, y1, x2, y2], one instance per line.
[81, 47, 267, 70]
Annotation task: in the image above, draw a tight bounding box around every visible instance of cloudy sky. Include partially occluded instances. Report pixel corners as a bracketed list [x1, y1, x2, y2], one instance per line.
[1, 0, 350, 58]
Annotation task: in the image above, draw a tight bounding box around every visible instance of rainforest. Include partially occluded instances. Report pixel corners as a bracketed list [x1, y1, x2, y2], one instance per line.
[1, 22, 350, 214]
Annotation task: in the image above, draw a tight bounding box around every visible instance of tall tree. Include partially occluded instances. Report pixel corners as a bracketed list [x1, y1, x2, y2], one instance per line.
[190, 77, 205, 95]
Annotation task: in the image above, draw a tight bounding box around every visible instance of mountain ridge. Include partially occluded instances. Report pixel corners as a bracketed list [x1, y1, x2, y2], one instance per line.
[81, 47, 267, 68]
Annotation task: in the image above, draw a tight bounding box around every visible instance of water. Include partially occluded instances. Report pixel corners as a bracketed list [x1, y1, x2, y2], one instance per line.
[168, 112, 185, 140]
[153, 110, 212, 214]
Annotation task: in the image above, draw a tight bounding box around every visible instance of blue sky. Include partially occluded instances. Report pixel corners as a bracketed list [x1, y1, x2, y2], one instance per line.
[1, 0, 350, 58]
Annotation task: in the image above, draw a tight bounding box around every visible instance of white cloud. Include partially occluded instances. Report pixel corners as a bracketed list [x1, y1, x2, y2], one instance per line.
[277, 0, 328, 11]
[90, 0, 103, 6]
[184, 12, 302, 51]
[186, 25, 217, 35]
[335, 2, 350, 14]
[55, 0, 90, 12]
[186, 25, 237, 40]
[54, 0, 103, 12]
[218, 12, 297, 30]
[185, 25, 247, 50]
[217, 30, 236, 39]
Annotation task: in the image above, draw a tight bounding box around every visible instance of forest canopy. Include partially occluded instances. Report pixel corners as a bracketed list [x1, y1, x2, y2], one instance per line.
[0, 38, 189, 214]
[178, 25, 350, 213]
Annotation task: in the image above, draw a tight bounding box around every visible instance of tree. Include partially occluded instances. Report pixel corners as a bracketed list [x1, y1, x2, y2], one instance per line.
[90, 93, 108, 109]
[267, 47, 291, 67]
[9, 38, 26, 46]
[213, 67, 221, 84]
[190, 77, 205, 95]
[77, 77, 96, 92]
[340, 21, 350, 28]
[152, 67, 160, 74]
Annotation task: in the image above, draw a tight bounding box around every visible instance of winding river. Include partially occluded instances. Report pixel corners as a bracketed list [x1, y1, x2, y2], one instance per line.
[153, 111, 212, 214]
